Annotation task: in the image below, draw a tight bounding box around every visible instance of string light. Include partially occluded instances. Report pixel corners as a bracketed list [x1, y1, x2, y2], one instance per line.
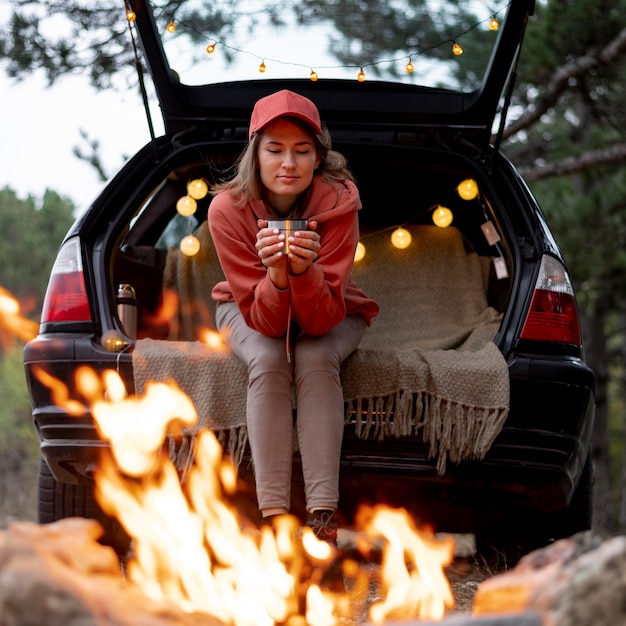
[457, 178, 479, 201]
[101, 329, 128, 352]
[351, 176, 487, 260]
[354, 242, 366, 262]
[391, 227, 412, 249]
[432, 206, 453, 228]
[180, 235, 201, 256]
[142, 6, 504, 83]
[187, 179, 209, 200]
[176, 195, 197, 217]
[126, 9, 136, 22]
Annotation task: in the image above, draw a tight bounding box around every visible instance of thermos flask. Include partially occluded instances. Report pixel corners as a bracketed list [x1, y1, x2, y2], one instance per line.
[117, 283, 137, 339]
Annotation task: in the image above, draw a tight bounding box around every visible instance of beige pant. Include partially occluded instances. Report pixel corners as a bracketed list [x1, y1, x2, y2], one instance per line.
[216, 301, 367, 513]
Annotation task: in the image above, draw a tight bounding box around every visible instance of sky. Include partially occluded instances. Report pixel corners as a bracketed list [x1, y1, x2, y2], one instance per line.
[2, 68, 163, 214]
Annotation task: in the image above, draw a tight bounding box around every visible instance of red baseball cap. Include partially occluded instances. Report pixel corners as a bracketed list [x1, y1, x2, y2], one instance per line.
[249, 90, 322, 139]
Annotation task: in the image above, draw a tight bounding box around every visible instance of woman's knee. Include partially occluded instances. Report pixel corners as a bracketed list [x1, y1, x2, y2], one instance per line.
[294, 336, 340, 374]
[248, 341, 293, 377]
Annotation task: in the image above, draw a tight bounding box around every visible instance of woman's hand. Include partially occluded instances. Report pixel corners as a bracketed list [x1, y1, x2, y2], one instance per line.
[286, 220, 319, 275]
[256, 220, 288, 266]
[256, 219, 319, 287]
[256, 219, 289, 288]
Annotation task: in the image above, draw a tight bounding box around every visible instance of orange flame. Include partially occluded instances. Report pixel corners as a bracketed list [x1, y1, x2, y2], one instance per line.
[0, 285, 38, 343]
[363, 507, 455, 622]
[199, 327, 230, 352]
[43, 367, 455, 623]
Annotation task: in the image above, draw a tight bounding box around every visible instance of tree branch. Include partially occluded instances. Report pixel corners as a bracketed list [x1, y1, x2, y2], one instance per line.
[518, 143, 626, 182]
[503, 26, 626, 141]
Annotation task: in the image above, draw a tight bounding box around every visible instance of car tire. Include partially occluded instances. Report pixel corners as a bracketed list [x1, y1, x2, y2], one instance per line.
[476, 457, 594, 568]
[37, 458, 131, 557]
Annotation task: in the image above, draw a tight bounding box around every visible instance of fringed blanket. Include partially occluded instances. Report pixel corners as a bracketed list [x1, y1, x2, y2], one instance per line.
[132, 222, 510, 474]
[132, 339, 249, 465]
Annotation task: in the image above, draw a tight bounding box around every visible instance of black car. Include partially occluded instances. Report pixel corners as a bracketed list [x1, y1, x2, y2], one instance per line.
[23, 0, 595, 556]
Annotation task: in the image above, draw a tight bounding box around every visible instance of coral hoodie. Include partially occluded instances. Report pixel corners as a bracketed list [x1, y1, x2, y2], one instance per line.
[208, 177, 379, 338]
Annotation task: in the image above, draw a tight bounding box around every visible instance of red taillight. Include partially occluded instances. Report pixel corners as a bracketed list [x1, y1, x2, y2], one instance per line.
[520, 255, 581, 345]
[41, 238, 92, 323]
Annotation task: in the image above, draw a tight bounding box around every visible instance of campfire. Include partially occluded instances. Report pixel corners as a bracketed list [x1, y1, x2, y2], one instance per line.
[37, 365, 455, 625]
[2, 283, 455, 624]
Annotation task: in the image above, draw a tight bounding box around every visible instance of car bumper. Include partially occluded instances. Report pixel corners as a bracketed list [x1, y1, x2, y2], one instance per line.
[25, 336, 594, 524]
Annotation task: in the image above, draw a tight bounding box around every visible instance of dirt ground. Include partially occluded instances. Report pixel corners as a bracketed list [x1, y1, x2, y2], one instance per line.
[446, 552, 502, 613]
[444, 533, 508, 612]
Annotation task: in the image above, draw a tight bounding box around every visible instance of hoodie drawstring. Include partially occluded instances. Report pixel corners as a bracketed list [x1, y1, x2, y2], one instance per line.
[286, 302, 292, 363]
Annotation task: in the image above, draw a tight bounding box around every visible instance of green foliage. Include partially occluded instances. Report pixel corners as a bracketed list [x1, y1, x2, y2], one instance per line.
[0, 346, 38, 462]
[2, 2, 131, 89]
[520, 0, 626, 87]
[0, 187, 75, 316]
[0, 187, 73, 518]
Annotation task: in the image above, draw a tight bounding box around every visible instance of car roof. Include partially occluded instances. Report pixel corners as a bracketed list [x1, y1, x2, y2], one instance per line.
[128, 0, 535, 144]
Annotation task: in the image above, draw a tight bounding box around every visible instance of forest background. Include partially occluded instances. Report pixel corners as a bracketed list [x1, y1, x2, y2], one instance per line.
[2, 0, 626, 535]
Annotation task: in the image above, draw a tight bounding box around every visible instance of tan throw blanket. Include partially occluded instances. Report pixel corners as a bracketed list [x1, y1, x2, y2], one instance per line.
[132, 338, 249, 465]
[133, 223, 509, 474]
[344, 225, 509, 472]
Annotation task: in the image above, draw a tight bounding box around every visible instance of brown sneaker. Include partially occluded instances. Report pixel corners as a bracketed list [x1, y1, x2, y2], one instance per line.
[306, 509, 338, 546]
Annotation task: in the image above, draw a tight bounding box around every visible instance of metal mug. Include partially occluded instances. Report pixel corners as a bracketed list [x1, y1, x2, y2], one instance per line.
[267, 219, 308, 254]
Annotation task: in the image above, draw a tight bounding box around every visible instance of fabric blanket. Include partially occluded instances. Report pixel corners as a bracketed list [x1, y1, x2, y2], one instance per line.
[132, 222, 509, 474]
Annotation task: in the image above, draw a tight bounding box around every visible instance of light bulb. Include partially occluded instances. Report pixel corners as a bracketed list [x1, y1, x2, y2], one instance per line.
[357, 68, 365, 82]
[187, 179, 208, 199]
[391, 227, 412, 249]
[354, 241, 366, 262]
[176, 195, 197, 217]
[457, 178, 478, 201]
[126, 10, 136, 22]
[489, 17, 499, 31]
[310, 70, 318, 82]
[433, 206, 453, 228]
[101, 329, 128, 352]
[166, 21, 176, 33]
[259, 61, 266, 73]
[452, 42, 463, 56]
[206, 43, 215, 54]
[180, 235, 201, 256]
[405, 60, 414, 73]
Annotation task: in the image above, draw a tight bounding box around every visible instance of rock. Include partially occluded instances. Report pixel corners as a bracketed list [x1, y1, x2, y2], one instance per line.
[0, 518, 222, 626]
[473, 531, 626, 626]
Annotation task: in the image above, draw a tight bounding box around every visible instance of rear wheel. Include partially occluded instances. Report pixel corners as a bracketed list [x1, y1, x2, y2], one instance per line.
[476, 457, 594, 568]
[37, 458, 131, 557]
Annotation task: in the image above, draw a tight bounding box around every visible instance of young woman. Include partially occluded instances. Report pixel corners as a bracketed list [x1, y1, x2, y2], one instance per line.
[208, 89, 379, 543]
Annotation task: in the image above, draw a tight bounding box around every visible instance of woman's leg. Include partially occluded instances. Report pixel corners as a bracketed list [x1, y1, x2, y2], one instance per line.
[216, 303, 294, 513]
[293, 315, 367, 512]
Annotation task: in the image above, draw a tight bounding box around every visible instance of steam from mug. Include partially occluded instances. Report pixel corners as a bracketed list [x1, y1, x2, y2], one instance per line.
[267, 219, 308, 254]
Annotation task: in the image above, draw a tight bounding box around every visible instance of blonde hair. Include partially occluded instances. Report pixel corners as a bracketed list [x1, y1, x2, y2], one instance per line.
[210, 117, 355, 206]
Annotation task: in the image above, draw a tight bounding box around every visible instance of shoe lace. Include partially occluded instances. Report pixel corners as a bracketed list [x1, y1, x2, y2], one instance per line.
[307, 510, 337, 539]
